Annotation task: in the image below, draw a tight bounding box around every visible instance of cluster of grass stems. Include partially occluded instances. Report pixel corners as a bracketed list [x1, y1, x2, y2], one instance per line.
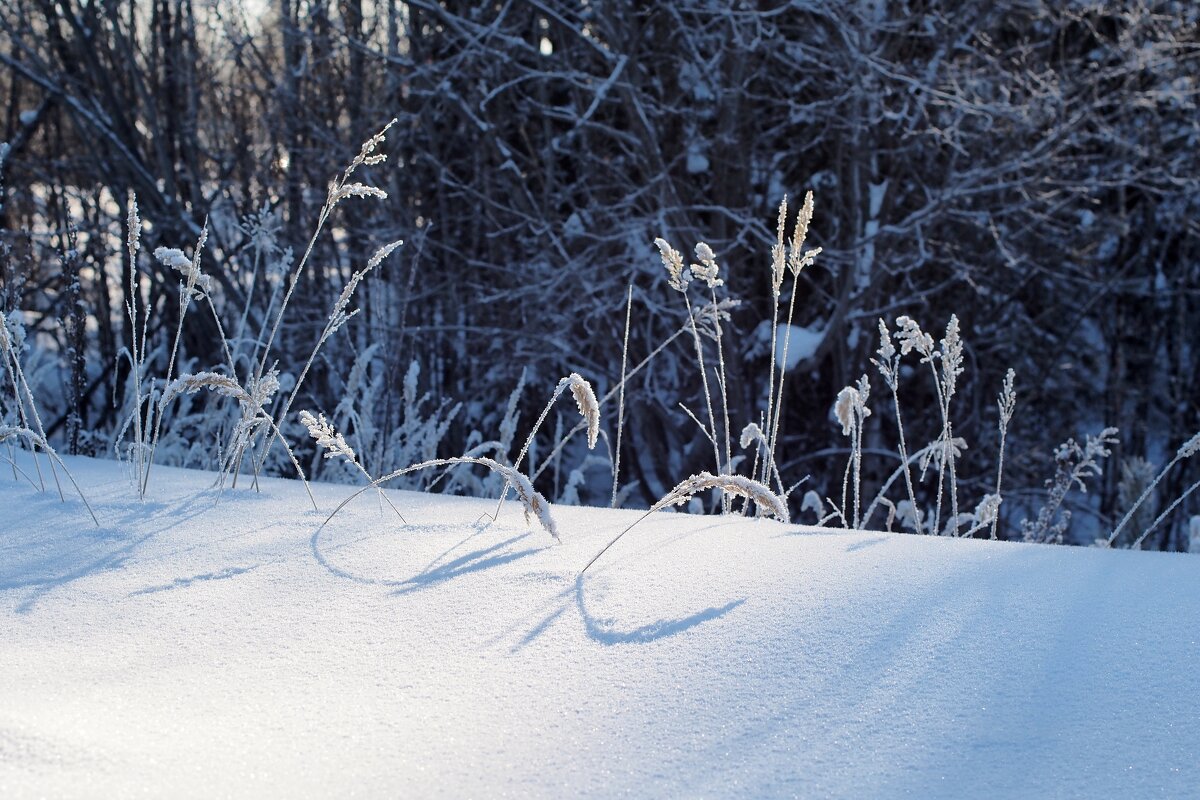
[3, 121, 1198, 567]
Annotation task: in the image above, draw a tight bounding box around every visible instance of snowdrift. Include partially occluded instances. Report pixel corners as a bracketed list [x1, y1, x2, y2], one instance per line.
[2, 456, 1198, 798]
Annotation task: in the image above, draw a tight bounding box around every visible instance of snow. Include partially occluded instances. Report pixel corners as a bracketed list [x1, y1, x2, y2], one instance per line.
[2, 455, 1199, 797]
[776, 322, 824, 370]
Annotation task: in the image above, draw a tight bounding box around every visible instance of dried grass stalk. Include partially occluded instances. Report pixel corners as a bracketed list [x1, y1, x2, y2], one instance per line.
[497, 372, 599, 517]
[514, 373, 600, 472]
[766, 192, 820, 492]
[300, 410, 356, 460]
[991, 369, 1017, 539]
[611, 286, 633, 508]
[161, 371, 317, 511]
[318, 456, 558, 541]
[0, 424, 98, 525]
[255, 236, 403, 479]
[251, 120, 397, 476]
[161, 372, 246, 407]
[565, 373, 600, 450]
[581, 472, 788, 574]
[659, 472, 789, 522]
[300, 410, 406, 523]
[1109, 429, 1200, 547]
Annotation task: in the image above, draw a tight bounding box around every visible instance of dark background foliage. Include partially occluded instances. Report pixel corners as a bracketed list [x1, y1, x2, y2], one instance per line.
[1, 1, 1197, 546]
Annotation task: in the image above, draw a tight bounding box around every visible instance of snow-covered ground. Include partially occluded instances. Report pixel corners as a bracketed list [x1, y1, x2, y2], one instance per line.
[2, 455, 1198, 798]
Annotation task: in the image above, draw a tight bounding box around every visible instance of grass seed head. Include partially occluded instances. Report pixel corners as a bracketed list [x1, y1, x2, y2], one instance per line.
[654, 237, 690, 292]
[1178, 432, 1200, 460]
[300, 410, 356, 461]
[895, 315, 934, 358]
[691, 242, 723, 289]
[661, 472, 790, 523]
[126, 193, 141, 256]
[562, 373, 600, 449]
[154, 245, 212, 296]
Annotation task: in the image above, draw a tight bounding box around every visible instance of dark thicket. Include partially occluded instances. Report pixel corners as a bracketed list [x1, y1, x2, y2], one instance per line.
[1, 1, 1197, 545]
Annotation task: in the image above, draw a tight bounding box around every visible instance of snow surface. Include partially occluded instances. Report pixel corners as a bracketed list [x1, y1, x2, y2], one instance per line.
[2, 455, 1199, 798]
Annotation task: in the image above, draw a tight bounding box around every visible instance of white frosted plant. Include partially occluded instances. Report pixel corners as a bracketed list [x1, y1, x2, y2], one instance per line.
[611, 286, 632, 508]
[528, 315, 693, 488]
[865, 316, 1015, 539]
[655, 236, 722, 481]
[991, 369, 1017, 539]
[655, 202, 823, 513]
[1, 310, 66, 500]
[141, 223, 240, 496]
[515, 373, 600, 471]
[691, 242, 722, 288]
[154, 247, 211, 295]
[892, 314, 964, 535]
[318, 456, 559, 543]
[159, 368, 317, 511]
[248, 119, 398, 478]
[254, 237, 403, 482]
[497, 366, 528, 461]
[739, 421, 783, 495]
[947, 493, 1001, 539]
[939, 316, 965, 530]
[300, 410, 355, 460]
[626, 196, 824, 526]
[258, 237, 398, 484]
[871, 319, 922, 532]
[860, 438, 961, 533]
[1108, 431, 1200, 548]
[558, 466, 587, 506]
[692, 242, 733, 500]
[242, 244, 293, 373]
[0, 424, 97, 525]
[300, 410, 405, 522]
[582, 471, 790, 574]
[326, 343, 384, 478]
[834, 375, 871, 529]
[497, 372, 599, 516]
[443, 366, 524, 495]
[1023, 427, 1119, 544]
[895, 500, 921, 533]
[764, 195, 789, 485]
[567, 373, 601, 450]
[231, 203, 284, 367]
[115, 194, 151, 489]
[2, 313, 34, 468]
[1128, 436, 1200, 550]
[765, 193, 821, 495]
[801, 489, 825, 522]
[345, 356, 463, 495]
[1112, 456, 1157, 548]
[656, 236, 690, 292]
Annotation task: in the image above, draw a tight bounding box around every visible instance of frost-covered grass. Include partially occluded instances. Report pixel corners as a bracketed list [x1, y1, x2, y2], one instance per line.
[4, 116, 1196, 546]
[2, 454, 1198, 798]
